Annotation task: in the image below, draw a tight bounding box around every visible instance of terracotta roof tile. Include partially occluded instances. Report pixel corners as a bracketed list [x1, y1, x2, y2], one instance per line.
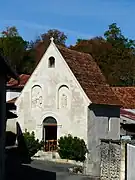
[112, 87, 135, 108]
[36, 42, 121, 106]
[7, 74, 30, 88]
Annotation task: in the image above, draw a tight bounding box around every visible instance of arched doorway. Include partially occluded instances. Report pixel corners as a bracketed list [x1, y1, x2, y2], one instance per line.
[43, 117, 57, 152]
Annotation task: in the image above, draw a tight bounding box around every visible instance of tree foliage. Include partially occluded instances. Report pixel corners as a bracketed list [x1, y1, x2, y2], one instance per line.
[2, 26, 19, 37]
[0, 26, 35, 74]
[70, 23, 135, 86]
[1, 24, 135, 86]
[58, 134, 88, 162]
[31, 29, 67, 53]
[23, 130, 42, 158]
[41, 29, 67, 46]
[0, 27, 67, 75]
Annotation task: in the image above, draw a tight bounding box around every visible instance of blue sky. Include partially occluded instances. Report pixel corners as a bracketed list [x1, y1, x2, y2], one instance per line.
[0, 0, 135, 45]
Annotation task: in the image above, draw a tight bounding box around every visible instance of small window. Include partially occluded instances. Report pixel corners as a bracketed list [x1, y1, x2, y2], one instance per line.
[48, 56, 55, 68]
[108, 117, 111, 132]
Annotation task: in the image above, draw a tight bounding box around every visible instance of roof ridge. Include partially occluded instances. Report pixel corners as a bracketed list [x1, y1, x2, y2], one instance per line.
[36, 41, 93, 58]
[33, 40, 122, 106]
[57, 45, 92, 57]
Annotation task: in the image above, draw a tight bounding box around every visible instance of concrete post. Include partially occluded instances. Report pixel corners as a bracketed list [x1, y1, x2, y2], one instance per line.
[0, 74, 6, 180]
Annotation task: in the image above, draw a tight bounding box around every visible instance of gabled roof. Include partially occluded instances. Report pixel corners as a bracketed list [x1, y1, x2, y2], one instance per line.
[112, 87, 135, 109]
[35, 42, 121, 106]
[7, 74, 30, 88]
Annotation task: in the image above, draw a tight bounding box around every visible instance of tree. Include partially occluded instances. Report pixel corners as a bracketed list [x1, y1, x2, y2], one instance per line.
[31, 29, 67, 50]
[1, 26, 19, 37]
[30, 29, 68, 67]
[104, 23, 135, 49]
[20, 48, 36, 74]
[41, 29, 67, 46]
[0, 26, 35, 74]
[104, 23, 135, 85]
[70, 23, 135, 86]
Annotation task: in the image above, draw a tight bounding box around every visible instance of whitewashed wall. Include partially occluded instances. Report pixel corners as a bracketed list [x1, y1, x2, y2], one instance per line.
[6, 90, 21, 101]
[15, 41, 90, 143]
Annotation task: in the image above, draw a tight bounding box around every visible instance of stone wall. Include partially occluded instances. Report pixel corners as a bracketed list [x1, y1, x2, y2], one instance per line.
[100, 140, 121, 180]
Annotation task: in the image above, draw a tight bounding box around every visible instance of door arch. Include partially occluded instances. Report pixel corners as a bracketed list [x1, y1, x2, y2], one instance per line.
[43, 117, 57, 151]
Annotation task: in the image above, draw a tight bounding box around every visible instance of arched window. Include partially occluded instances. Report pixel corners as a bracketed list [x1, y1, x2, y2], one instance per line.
[31, 85, 42, 108]
[57, 85, 70, 109]
[43, 116, 57, 125]
[48, 56, 55, 68]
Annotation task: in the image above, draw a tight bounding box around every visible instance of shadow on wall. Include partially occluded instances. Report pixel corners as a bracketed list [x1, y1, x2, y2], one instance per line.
[6, 131, 16, 146]
[16, 122, 31, 163]
[5, 122, 56, 180]
[89, 104, 120, 118]
[5, 122, 30, 178]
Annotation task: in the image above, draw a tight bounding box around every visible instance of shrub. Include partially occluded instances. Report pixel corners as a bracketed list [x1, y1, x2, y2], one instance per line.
[23, 130, 42, 158]
[58, 134, 88, 162]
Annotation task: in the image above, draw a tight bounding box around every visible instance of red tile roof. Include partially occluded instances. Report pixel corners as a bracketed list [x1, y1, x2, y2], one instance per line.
[35, 42, 122, 106]
[112, 87, 135, 109]
[7, 74, 30, 88]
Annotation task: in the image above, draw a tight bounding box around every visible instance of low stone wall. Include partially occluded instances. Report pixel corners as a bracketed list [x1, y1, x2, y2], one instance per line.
[33, 150, 83, 166]
[100, 140, 121, 180]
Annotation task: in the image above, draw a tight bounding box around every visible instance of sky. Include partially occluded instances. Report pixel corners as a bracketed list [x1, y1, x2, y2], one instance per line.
[0, 0, 135, 45]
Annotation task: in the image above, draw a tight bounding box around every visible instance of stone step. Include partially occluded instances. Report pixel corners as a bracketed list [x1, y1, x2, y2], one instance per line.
[33, 151, 60, 161]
